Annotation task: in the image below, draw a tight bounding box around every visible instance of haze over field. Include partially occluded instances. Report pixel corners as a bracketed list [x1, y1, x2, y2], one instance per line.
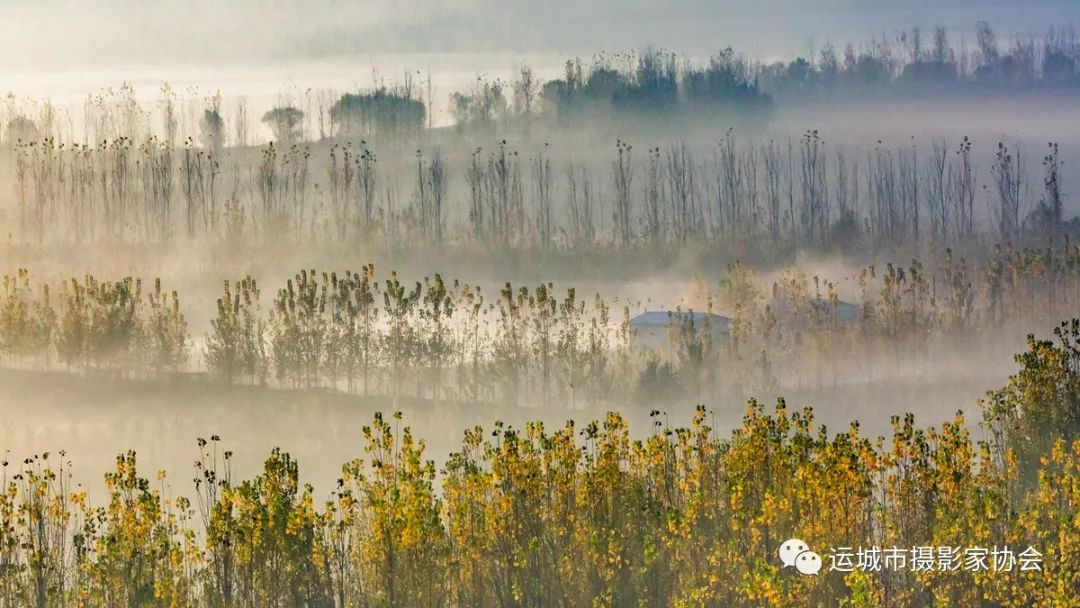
[4, 0, 1080, 66]
[0, 2, 1078, 605]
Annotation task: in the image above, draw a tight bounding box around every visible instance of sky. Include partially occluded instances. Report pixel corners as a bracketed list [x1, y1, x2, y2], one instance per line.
[2, 0, 1079, 70]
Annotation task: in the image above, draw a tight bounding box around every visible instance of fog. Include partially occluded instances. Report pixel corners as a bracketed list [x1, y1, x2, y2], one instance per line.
[0, 320, 1033, 501]
[4, 0, 1080, 67]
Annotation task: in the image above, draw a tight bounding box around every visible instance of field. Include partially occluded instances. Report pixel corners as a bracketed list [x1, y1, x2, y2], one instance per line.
[2, 13, 1080, 607]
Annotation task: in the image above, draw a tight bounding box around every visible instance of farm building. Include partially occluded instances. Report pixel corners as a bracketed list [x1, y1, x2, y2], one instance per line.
[630, 310, 731, 353]
[768, 296, 860, 327]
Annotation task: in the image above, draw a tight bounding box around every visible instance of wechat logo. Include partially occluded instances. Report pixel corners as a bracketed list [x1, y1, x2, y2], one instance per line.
[779, 538, 822, 575]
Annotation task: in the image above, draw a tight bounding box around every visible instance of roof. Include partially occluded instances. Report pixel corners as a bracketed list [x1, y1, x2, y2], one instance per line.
[630, 310, 731, 327]
[769, 297, 859, 322]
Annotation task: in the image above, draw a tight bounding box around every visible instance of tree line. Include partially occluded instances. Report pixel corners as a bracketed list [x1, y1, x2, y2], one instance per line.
[6, 20, 1080, 151]
[6, 132, 1072, 255]
[4, 242, 1080, 402]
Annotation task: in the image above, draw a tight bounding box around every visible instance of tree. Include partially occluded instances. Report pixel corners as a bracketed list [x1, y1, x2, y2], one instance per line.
[200, 108, 225, 153]
[1032, 142, 1064, 232]
[512, 65, 539, 121]
[3, 116, 39, 148]
[976, 21, 1001, 76]
[206, 277, 266, 384]
[328, 90, 425, 138]
[984, 319, 1080, 481]
[450, 77, 507, 130]
[261, 106, 304, 145]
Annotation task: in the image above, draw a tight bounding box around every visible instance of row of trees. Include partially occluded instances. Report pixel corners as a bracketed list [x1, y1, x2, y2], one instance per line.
[763, 22, 1080, 100]
[540, 48, 773, 126]
[205, 268, 620, 406]
[5, 240, 1080, 399]
[543, 23, 1080, 119]
[1, 82, 427, 155]
[0, 320, 1077, 606]
[8, 132, 1071, 252]
[265, 85, 428, 146]
[8, 20, 1080, 153]
[0, 271, 187, 375]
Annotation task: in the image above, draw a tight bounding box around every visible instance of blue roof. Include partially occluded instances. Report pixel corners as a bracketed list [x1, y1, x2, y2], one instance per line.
[771, 296, 859, 320]
[630, 311, 730, 326]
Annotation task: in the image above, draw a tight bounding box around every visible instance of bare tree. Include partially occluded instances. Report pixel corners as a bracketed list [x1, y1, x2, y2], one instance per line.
[716, 131, 741, 239]
[532, 143, 554, 249]
[669, 143, 697, 242]
[834, 145, 854, 228]
[566, 162, 595, 247]
[466, 147, 484, 240]
[1040, 142, 1064, 231]
[898, 140, 919, 241]
[951, 136, 977, 237]
[234, 98, 249, 148]
[643, 147, 662, 244]
[763, 140, 783, 241]
[741, 144, 760, 237]
[612, 140, 634, 246]
[799, 130, 827, 242]
[513, 65, 539, 134]
[932, 25, 951, 65]
[991, 141, 1024, 239]
[415, 150, 448, 243]
[926, 140, 950, 239]
[976, 21, 1000, 68]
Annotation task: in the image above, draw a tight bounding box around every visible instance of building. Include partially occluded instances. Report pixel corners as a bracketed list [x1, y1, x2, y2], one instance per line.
[629, 310, 731, 353]
[768, 296, 860, 328]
